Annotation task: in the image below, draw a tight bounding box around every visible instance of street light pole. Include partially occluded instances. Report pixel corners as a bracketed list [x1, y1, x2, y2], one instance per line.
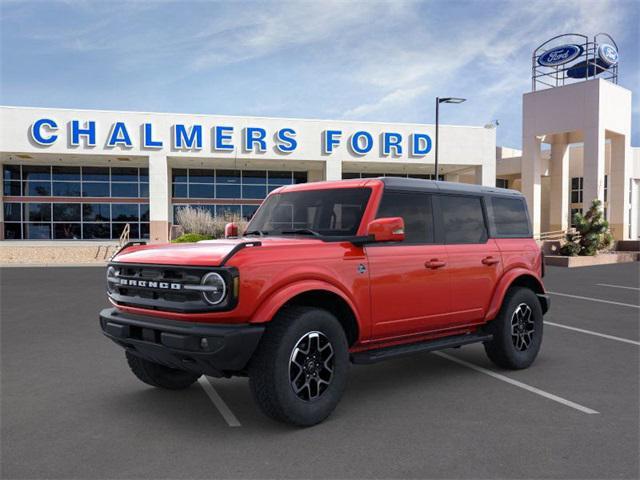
[434, 96, 466, 180]
[435, 97, 440, 181]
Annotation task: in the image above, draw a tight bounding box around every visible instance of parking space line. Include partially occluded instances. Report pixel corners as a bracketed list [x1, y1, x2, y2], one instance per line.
[545, 321, 640, 346]
[596, 283, 640, 291]
[198, 376, 242, 427]
[547, 291, 640, 309]
[434, 352, 599, 415]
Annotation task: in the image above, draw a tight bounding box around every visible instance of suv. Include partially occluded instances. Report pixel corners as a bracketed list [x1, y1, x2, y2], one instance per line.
[100, 178, 549, 426]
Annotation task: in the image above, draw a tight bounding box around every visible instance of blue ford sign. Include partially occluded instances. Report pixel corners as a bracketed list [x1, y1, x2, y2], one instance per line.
[537, 44, 583, 67]
[598, 44, 618, 66]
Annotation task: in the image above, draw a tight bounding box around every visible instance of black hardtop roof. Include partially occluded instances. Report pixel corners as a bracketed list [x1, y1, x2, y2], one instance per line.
[380, 177, 523, 198]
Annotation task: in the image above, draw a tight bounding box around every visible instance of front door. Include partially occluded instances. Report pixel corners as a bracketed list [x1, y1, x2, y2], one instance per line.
[367, 191, 451, 340]
[437, 194, 502, 325]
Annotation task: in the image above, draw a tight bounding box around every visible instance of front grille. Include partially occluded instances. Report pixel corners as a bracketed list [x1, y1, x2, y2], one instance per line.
[107, 263, 237, 313]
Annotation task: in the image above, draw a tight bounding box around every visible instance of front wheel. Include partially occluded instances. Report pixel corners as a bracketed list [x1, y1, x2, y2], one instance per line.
[484, 287, 544, 370]
[248, 307, 349, 427]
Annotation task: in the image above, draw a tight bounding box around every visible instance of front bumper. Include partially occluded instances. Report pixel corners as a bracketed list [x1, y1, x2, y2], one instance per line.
[99, 307, 264, 377]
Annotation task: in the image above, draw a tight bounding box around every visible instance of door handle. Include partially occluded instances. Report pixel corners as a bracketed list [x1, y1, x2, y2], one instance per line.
[425, 259, 446, 269]
[482, 256, 500, 266]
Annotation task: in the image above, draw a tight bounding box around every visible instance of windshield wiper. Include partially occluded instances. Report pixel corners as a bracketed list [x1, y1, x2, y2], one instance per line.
[281, 228, 322, 237]
[244, 230, 268, 237]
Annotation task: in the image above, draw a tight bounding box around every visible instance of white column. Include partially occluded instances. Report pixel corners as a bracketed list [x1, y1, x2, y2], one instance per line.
[474, 162, 495, 187]
[324, 158, 342, 181]
[148, 153, 170, 243]
[582, 126, 606, 211]
[609, 134, 631, 240]
[522, 135, 543, 237]
[549, 135, 570, 232]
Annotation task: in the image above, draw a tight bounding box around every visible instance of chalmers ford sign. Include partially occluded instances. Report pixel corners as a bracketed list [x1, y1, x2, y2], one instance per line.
[29, 118, 434, 157]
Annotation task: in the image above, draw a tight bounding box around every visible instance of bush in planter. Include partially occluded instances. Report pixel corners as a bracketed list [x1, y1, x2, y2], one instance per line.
[560, 199, 613, 256]
[173, 233, 213, 243]
[174, 206, 249, 240]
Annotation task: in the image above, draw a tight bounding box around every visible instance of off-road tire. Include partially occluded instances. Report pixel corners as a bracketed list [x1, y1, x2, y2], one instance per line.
[484, 287, 543, 370]
[248, 306, 349, 427]
[126, 351, 200, 390]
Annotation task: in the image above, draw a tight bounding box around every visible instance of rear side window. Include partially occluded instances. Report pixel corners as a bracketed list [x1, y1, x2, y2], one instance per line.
[439, 195, 487, 244]
[376, 191, 434, 243]
[491, 197, 531, 237]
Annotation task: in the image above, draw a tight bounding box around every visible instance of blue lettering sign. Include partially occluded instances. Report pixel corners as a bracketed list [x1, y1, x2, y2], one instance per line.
[383, 132, 403, 156]
[275, 128, 297, 153]
[30, 118, 58, 145]
[173, 124, 202, 150]
[350, 131, 373, 155]
[323, 130, 342, 154]
[411, 133, 432, 156]
[71, 120, 96, 147]
[214, 126, 234, 151]
[107, 122, 132, 148]
[245, 127, 267, 152]
[143, 123, 163, 148]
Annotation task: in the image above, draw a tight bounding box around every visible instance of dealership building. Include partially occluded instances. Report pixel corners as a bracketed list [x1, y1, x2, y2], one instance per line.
[0, 34, 638, 244]
[0, 107, 496, 243]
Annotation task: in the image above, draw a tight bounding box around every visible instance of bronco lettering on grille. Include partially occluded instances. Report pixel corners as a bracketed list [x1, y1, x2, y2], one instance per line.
[118, 278, 182, 290]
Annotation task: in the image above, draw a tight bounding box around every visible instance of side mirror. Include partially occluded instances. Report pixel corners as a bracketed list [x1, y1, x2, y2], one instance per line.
[224, 222, 239, 239]
[366, 217, 405, 243]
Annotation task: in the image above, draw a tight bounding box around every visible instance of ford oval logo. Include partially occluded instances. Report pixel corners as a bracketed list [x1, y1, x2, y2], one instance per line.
[598, 43, 618, 66]
[538, 44, 583, 67]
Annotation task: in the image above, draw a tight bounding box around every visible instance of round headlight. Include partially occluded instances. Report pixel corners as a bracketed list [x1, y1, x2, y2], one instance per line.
[201, 272, 226, 305]
[106, 266, 117, 294]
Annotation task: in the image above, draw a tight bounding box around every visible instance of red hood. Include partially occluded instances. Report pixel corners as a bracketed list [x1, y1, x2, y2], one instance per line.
[112, 237, 324, 266]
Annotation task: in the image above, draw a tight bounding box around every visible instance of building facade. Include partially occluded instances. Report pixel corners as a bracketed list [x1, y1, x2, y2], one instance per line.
[0, 106, 496, 243]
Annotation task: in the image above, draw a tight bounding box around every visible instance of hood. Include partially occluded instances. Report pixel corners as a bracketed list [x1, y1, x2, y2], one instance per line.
[112, 236, 324, 267]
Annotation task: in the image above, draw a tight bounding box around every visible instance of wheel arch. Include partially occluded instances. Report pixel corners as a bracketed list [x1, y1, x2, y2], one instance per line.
[486, 269, 546, 321]
[249, 282, 361, 346]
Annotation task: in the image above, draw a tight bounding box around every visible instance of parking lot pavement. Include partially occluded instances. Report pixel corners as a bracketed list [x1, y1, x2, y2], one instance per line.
[1, 264, 639, 479]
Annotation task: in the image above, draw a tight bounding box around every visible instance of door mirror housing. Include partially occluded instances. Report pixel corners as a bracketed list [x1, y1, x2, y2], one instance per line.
[225, 222, 239, 239]
[366, 217, 405, 243]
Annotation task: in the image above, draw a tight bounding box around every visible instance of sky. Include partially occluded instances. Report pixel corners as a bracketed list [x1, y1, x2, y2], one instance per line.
[1, 0, 638, 148]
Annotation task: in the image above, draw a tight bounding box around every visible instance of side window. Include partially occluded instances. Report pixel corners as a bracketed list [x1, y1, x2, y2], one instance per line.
[376, 191, 434, 243]
[491, 197, 531, 237]
[439, 195, 487, 244]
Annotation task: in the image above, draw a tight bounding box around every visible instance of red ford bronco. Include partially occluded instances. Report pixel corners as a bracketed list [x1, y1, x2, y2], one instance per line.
[100, 178, 549, 426]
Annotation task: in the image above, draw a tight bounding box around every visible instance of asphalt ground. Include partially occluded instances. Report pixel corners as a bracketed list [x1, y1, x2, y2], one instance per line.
[1, 263, 639, 479]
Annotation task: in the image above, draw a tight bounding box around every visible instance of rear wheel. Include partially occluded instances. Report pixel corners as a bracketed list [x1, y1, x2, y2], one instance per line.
[484, 287, 543, 370]
[248, 306, 349, 427]
[126, 351, 200, 390]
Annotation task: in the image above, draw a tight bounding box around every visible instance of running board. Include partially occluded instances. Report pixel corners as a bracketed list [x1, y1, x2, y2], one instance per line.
[350, 332, 493, 365]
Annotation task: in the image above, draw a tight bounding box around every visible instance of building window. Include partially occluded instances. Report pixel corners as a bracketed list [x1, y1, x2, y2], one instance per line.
[342, 172, 445, 181]
[171, 168, 307, 221]
[2, 164, 149, 240]
[570, 208, 582, 228]
[570, 177, 583, 203]
[496, 178, 509, 189]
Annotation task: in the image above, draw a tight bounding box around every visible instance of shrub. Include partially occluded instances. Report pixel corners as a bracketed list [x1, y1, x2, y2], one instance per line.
[560, 199, 613, 256]
[175, 206, 249, 239]
[173, 233, 214, 243]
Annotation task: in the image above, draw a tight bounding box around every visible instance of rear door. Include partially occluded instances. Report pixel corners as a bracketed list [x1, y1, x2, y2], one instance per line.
[437, 194, 502, 325]
[366, 190, 451, 340]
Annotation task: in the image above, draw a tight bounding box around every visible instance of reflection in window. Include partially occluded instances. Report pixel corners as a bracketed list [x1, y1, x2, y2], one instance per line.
[440, 195, 487, 244]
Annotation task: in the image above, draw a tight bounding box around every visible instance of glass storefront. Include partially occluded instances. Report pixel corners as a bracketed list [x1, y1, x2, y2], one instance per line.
[172, 168, 307, 221]
[342, 172, 444, 180]
[3, 164, 149, 240]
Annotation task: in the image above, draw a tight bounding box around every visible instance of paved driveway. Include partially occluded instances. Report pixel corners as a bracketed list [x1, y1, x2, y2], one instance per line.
[1, 263, 638, 479]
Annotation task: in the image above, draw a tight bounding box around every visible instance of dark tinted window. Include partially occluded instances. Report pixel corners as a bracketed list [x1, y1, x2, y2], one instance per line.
[491, 197, 530, 236]
[376, 191, 434, 243]
[440, 195, 487, 244]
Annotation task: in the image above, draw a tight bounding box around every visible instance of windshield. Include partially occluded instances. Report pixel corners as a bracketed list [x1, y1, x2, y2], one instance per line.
[246, 188, 372, 237]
